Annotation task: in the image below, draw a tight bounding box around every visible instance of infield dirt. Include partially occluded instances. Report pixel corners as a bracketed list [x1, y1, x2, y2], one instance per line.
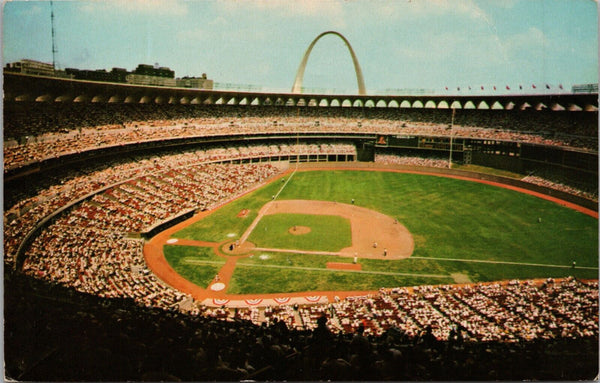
[242, 199, 414, 259]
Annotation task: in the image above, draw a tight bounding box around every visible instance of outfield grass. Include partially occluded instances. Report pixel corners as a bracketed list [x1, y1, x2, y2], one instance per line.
[170, 170, 598, 294]
[247, 213, 352, 252]
[226, 265, 455, 294]
[163, 245, 225, 288]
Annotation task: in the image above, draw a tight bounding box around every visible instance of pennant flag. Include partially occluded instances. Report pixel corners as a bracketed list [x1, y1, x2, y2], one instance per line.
[532, 84, 537, 89]
[506, 85, 510, 90]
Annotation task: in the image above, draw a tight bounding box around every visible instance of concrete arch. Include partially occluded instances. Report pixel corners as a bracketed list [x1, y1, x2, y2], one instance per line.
[36, 94, 53, 102]
[108, 95, 124, 103]
[291, 31, 366, 95]
[55, 95, 73, 102]
[450, 101, 462, 109]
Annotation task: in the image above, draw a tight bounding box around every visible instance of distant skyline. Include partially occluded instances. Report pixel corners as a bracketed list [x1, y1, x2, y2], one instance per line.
[2, 0, 598, 94]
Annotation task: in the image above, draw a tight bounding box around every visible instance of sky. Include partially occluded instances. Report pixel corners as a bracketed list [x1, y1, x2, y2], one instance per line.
[2, 0, 598, 95]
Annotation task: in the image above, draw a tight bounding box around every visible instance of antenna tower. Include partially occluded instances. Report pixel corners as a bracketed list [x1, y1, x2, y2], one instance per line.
[51, 0, 57, 69]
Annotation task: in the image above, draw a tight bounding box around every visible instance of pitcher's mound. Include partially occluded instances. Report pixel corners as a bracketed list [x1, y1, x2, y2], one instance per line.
[289, 226, 311, 235]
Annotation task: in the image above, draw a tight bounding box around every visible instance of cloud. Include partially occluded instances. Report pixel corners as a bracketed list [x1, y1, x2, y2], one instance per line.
[374, 0, 493, 23]
[217, 0, 346, 27]
[78, 0, 188, 16]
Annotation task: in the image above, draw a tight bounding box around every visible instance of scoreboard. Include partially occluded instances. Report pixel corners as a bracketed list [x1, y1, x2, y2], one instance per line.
[375, 135, 419, 147]
[375, 135, 464, 152]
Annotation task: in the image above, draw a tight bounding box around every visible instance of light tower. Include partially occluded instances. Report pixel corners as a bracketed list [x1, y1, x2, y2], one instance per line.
[50, 0, 57, 69]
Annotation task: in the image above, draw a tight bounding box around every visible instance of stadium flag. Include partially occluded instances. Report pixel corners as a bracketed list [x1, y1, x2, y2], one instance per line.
[559, 84, 563, 89]
[481, 86, 484, 90]
[445, 86, 448, 90]
[506, 85, 510, 90]
[546, 84, 550, 89]
[532, 84, 536, 89]
[493, 86, 497, 90]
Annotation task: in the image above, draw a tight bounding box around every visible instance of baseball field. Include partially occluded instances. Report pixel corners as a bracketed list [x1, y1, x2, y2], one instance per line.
[153, 169, 598, 297]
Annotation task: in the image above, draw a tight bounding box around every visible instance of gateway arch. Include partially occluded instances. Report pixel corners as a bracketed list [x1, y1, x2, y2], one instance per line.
[291, 31, 366, 95]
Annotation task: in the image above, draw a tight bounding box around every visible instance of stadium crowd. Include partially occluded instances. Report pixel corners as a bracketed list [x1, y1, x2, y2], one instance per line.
[18, 162, 280, 305]
[6, 271, 598, 381]
[4, 143, 354, 265]
[4, 103, 597, 171]
[197, 277, 598, 344]
[375, 153, 450, 168]
[4, 101, 598, 381]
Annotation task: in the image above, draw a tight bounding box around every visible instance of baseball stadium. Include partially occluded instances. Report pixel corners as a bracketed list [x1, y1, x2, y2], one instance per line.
[4, 2, 599, 381]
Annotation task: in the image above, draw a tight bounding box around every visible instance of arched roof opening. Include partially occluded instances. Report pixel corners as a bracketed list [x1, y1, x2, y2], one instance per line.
[450, 101, 462, 109]
[73, 95, 90, 103]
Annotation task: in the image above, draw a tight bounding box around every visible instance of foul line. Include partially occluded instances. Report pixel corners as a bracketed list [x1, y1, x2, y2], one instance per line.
[184, 259, 450, 279]
[253, 247, 340, 256]
[239, 167, 298, 245]
[410, 256, 599, 270]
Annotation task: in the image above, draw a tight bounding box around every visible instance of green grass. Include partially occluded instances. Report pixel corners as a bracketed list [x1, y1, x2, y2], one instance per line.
[451, 164, 524, 179]
[247, 213, 351, 252]
[168, 170, 598, 294]
[174, 180, 283, 242]
[163, 245, 225, 288]
[227, 265, 455, 294]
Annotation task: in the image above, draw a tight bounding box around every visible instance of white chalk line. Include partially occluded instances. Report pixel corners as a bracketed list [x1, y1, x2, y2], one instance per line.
[410, 256, 598, 270]
[239, 168, 298, 245]
[184, 259, 450, 279]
